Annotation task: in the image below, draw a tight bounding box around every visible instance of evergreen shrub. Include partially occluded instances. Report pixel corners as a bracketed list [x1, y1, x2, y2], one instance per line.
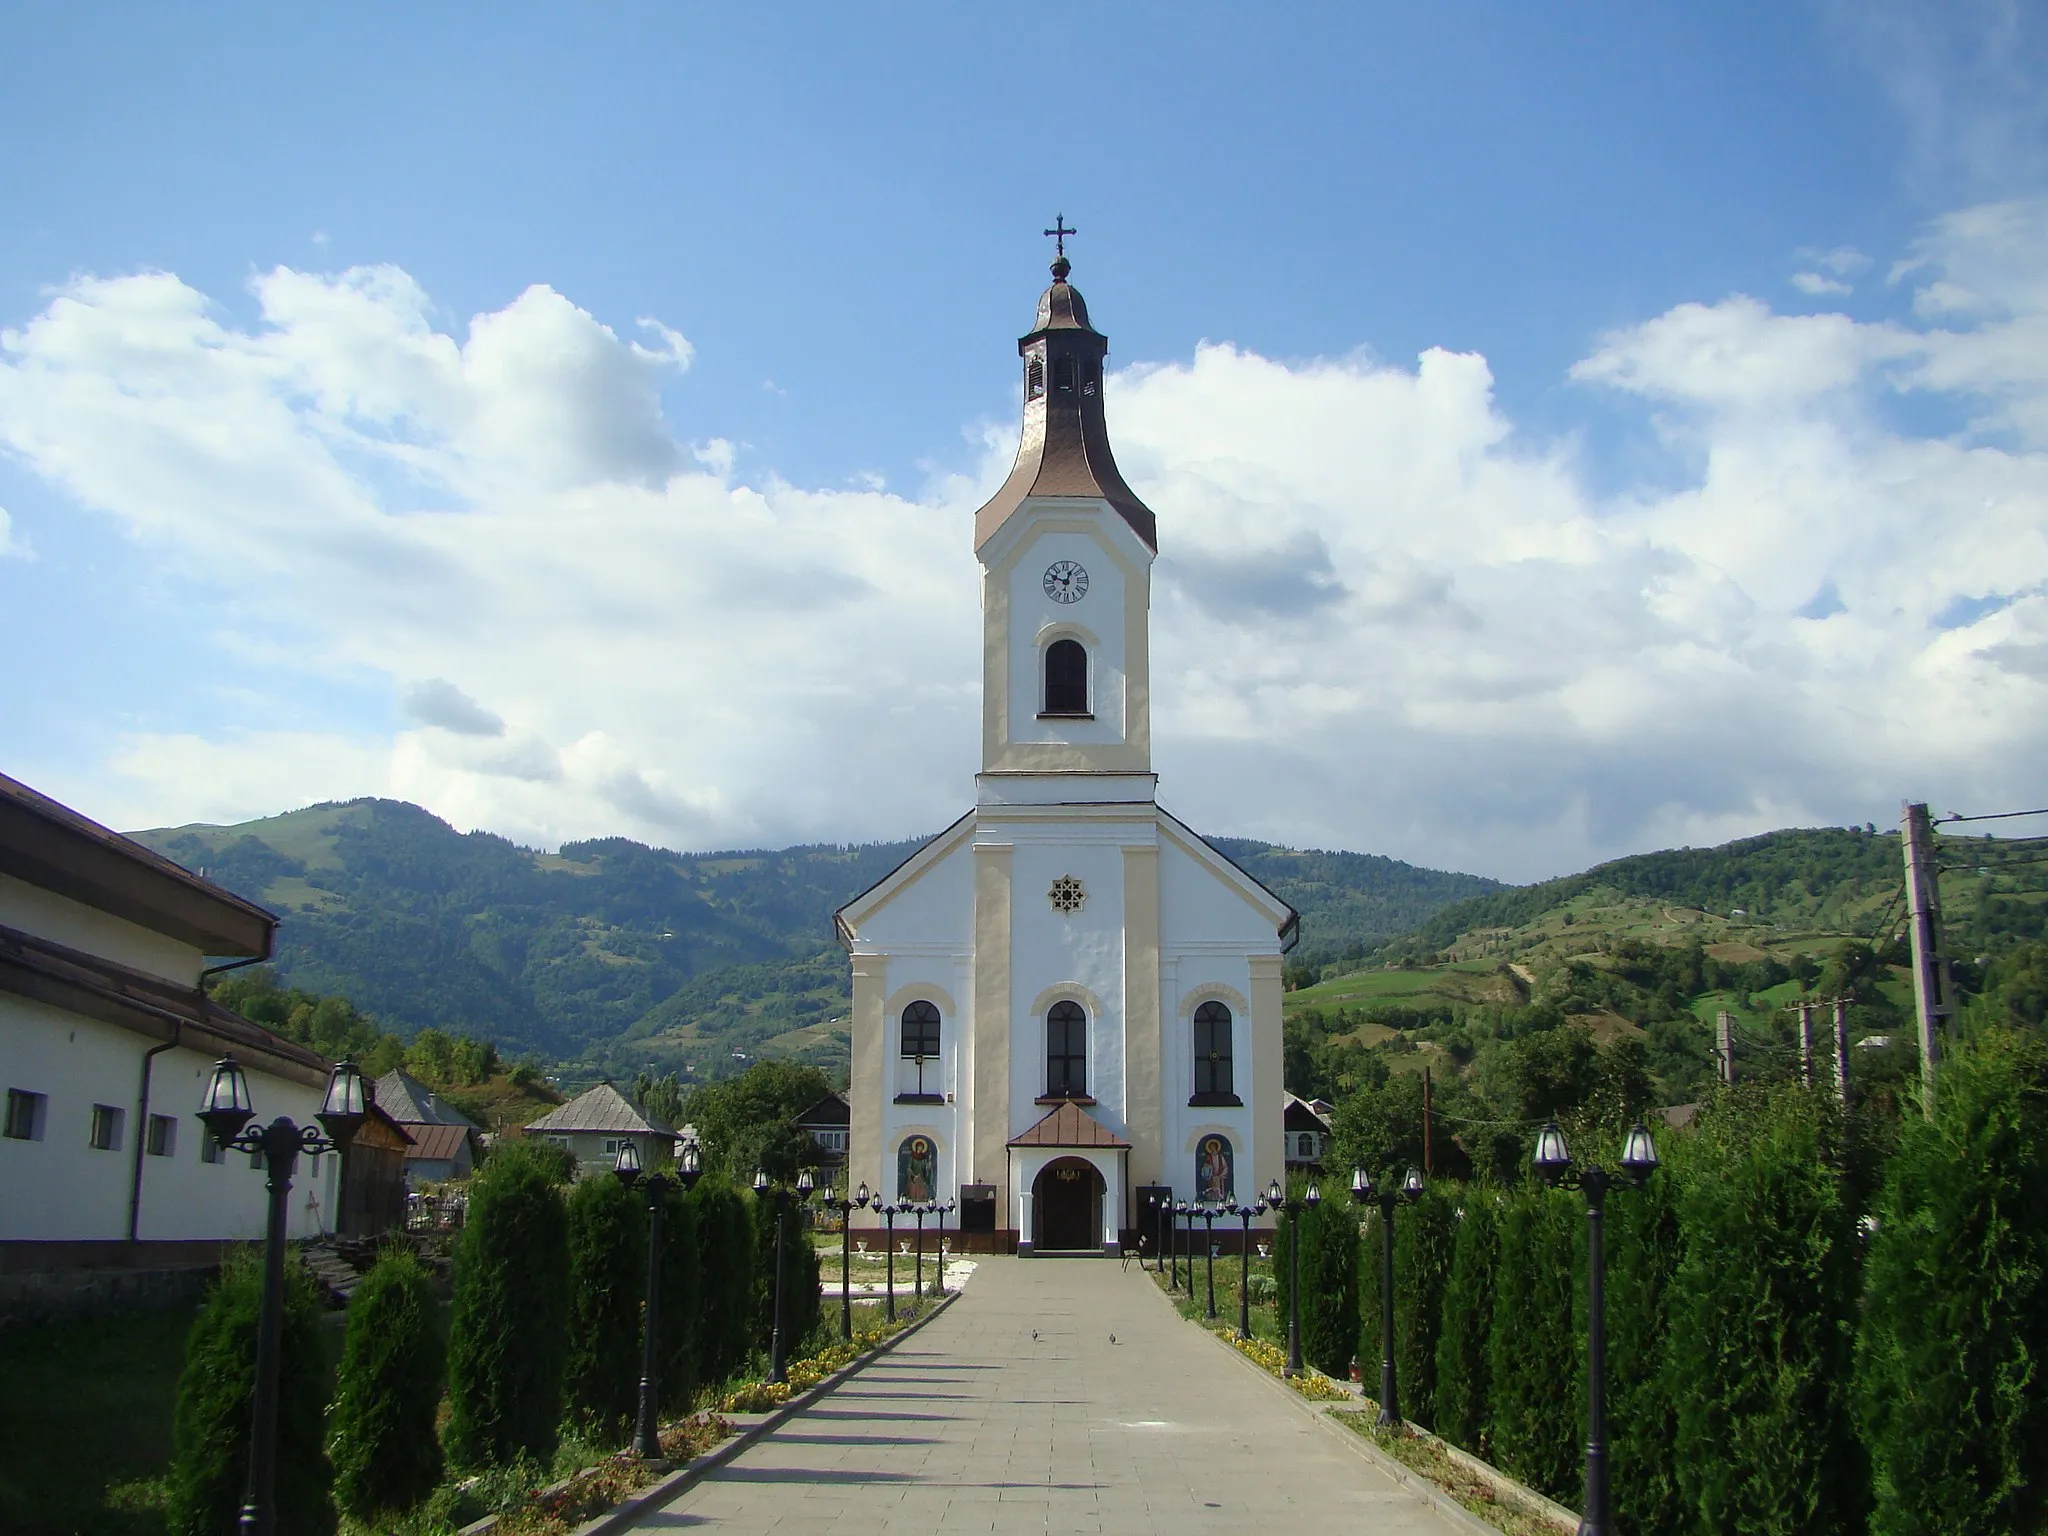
[1277, 1197, 1358, 1377]
[165, 1252, 336, 1536]
[1855, 1030, 2048, 1536]
[1433, 1193, 1500, 1456]
[1393, 1184, 1458, 1429]
[687, 1174, 756, 1385]
[446, 1140, 570, 1469]
[657, 1182, 704, 1413]
[1667, 1086, 1865, 1536]
[328, 1247, 444, 1522]
[564, 1173, 645, 1441]
[1604, 1161, 1681, 1536]
[753, 1188, 822, 1356]
[1486, 1184, 1581, 1503]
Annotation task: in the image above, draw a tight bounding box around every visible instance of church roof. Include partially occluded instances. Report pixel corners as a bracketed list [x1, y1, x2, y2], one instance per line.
[1008, 1100, 1130, 1149]
[972, 254, 1159, 556]
[525, 1081, 675, 1137]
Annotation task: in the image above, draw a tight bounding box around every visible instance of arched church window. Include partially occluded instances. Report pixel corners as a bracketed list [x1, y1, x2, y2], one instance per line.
[1043, 639, 1089, 715]
[1027, 357, 1045, 399]
[1193, 1001, 1235, 1101]
[900, 1000, 941, 1059]
[1046, 1001, 1087, 1098]
[1196, 1134, 1234, 1203]
[1054, 355, 1076, 393]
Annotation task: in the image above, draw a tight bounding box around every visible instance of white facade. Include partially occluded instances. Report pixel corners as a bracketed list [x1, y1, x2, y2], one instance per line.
[837, 260, 1295, 1252]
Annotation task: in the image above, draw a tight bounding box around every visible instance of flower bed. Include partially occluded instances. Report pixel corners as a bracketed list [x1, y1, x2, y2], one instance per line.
[1223, 1332, 1351, 1400]
[480, 1415, 730, 1536]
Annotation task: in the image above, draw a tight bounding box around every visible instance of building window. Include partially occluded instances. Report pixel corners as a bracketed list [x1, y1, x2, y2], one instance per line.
[901, 1000, 941, 1058]
[89, 1104, 125, 1152]
[1294, 1132, 1319, 1160]
[146, 1114, 177, 1158]
[1054, 355, 1076, 392]
[4, 1089, 45, 1141]
[1027, 356, 1045, 399]
[1046, 1001, 1087, 1098]
[1193, 1001, 1234, 1100]
[604, 1139, 622, 1156]
[1043, 639, 1089, 715]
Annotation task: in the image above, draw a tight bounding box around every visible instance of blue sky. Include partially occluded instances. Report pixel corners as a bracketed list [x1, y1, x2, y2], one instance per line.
[3, 3, 2046, 880]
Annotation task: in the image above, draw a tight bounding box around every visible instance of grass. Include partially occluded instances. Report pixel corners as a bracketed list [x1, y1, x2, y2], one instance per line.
[0, 1302, 198, 1536]
[1331, 1412, 1568, 1536]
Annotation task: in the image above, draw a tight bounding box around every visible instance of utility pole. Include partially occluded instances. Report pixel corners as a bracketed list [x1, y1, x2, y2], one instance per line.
[1422, 1067, 1433, 1176]
[1901, 801, 1947, 1118]
[1797, 1001, 1815, 1089]
[1832, 997, 1850, 1108]
[1716, 1011, 1737, 1086]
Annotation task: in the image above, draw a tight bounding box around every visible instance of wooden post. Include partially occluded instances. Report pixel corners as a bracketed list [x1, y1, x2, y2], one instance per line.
[1901, 801, 1946, 1117]
[1422, 1067, 1433, 1175]
[1797, 1001, 1815, 1089]
[1832, 997, 1850, 1107]
[1717, 1011, 1737, 1085]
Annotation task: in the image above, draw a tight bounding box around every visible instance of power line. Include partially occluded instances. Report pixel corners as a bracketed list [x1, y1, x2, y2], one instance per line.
[1938, 807, 2048, 824]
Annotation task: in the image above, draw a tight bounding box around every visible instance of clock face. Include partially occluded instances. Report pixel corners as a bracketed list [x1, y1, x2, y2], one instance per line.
[1043, 560, 1089, 604]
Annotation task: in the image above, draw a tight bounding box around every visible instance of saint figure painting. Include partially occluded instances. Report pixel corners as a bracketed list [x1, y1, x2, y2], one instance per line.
[1196, 1134, 1233, 1202]
[899, 1134, 936, 1202]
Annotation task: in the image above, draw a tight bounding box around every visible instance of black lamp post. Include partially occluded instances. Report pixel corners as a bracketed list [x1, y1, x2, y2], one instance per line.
[1155, 1193, 1171, 1277]
[827, 1180, 871, 1339]
[614, 1138, 702, 1460]
[1352, 1163, 1425, 1427]
[197, 1054, 366, 1536]
[1267, 1177, 1318, 1376]
[754, 1167, 814, 1384]
[1233, 1198, 1269, 1339]
[911, 1200, 929, 1303]
[1534, 1120, 1659, 1536]
[1175, 1201, 1193, 1293]
[880, 1201, 900, 1321]
[1200, 1202, 1220, 1321]
[932, 1199, 954, 1296]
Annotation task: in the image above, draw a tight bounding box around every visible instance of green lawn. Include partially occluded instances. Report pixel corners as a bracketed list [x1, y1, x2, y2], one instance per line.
[0, 1303, 197, 1536]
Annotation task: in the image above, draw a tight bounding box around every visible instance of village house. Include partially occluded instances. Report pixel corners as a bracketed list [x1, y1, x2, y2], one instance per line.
[523, 1081, 677, 1176]
[375, 1066, 481, 1184]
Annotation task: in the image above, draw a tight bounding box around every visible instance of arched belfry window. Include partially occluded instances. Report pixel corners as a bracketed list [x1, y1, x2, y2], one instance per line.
[1027, 357, 1045, 400]
[1043, 639, 1089, 716]
[1046, 1001, 1087, 1099]
[1054, 355, 1076, 393]
[1192, 1001, 1236, 1103]
[901, 1000, 941, 1059]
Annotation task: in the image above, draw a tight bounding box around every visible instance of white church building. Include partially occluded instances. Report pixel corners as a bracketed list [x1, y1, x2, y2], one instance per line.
[835, 246, 1297, 1254]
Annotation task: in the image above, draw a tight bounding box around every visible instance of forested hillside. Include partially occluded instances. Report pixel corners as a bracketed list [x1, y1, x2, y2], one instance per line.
[134, 798, 1491, 1078]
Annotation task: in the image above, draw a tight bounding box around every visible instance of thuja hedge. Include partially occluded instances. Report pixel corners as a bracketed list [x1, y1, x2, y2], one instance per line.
[165, 1252, 335, 1536]
[564, 1172, 646, 1439]
[447, 1140, 572, 1470]
[690, 1174, 757, 1386]
[1275, 1194, 1358, 1377]
[1391, 1186, 1458, 1430]
[328, 1249, 444, 1522]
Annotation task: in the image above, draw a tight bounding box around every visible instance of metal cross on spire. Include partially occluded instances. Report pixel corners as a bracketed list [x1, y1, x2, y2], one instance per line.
[1043, 214, 1077, 260]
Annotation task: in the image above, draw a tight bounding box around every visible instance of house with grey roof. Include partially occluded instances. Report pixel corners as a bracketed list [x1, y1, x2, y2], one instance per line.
[523, 1082, 676, 1176]
[373, 1068, 480, 1185]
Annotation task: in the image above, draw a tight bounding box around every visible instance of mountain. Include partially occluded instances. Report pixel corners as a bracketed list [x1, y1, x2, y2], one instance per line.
[131, 798, 1497, 1076]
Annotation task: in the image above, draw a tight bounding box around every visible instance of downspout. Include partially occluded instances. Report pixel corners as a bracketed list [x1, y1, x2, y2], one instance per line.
[128, 1022, 181, 1246]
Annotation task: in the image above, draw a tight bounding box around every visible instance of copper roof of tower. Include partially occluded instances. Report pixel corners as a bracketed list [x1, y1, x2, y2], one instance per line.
[972, 256, 1159, 554]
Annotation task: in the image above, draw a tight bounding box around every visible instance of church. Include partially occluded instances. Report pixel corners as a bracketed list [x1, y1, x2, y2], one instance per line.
[835, 240, 1297, 1254]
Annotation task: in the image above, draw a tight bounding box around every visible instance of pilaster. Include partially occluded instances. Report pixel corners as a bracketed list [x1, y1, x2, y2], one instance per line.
[1122, 842, 1162, 1189]
[971, 843, 1013, 1211]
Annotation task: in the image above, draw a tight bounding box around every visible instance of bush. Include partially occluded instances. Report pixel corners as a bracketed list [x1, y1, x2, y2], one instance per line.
[1855, 1029, 2048, 1536]
[755, 1189, 822, 1361]
[687, 1174, 756, 1385]
[328, 1248, 444, 1521]
[1605, 1162, 1681, 1536]
[657, 1181, 704, 1413]
[1393, 1185, 1459, 1430]
[1433, 1193, 1500, 1456]
[165, 1251, 335, 1536]
[564, 1173, 646, 1441]
[1276, 1196, 1358, 1378]
[1667, 1086, 1865, 1536]
[446, 1141, 570, 1469]
[1486, 1184, 1581, 1503]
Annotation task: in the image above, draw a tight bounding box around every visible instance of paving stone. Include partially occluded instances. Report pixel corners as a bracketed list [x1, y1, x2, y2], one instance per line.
[628, 1255, 1472, 1534]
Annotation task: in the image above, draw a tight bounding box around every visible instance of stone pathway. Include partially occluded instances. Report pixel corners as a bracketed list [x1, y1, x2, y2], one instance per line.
[631, 1255, 1473, 1533]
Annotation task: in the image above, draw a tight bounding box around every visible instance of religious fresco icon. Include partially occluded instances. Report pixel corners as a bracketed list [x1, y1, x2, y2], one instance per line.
[899, 1134, 936, 1202]
[1196, 1134, 1234, 1202]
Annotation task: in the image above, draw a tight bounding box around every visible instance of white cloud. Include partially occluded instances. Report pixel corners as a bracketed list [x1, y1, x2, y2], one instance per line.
[4, 214, 2048, 882]
[1792, 272, 1854, 297]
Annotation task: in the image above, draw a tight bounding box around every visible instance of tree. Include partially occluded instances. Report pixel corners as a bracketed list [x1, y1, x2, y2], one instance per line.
[328, 1249, 445, 1522]
[1605, 1160, 1681, 1536]
[1485, 1185, 1581, 1503]
[446, 1141, 571, 1469]
[166, 1252, 335, 1536]
[634, 1071, 687, 1130]
[656, 1181, 705, 1413]
[1433, 1193, 1501, 1457]
[1393, 1185, 1459, 1430]
[1855, 1029, 2048, 1536]
[687, 1173, 758, 1385]
[684, 1060, 833, 1180]
[564, 1174, 646, 1442]
[1666, 1086, 1866, 1536]
[1276, 1194, 1358, 1379]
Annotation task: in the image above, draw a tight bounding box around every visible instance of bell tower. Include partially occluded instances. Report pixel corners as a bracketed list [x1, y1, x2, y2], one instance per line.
[973, 235, 1158, 806]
